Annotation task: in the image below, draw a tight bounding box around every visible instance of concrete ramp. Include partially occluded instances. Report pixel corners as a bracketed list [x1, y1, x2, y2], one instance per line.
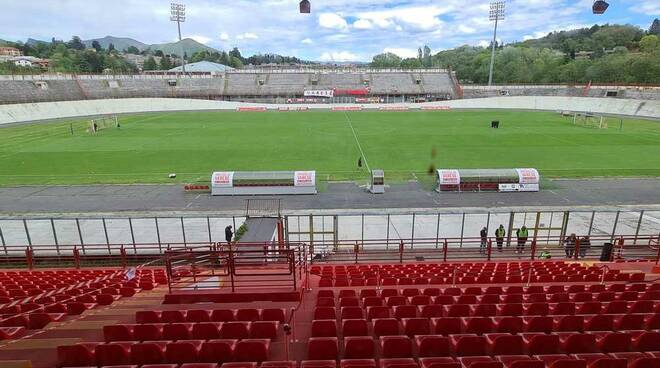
[238, 217, 278, 243]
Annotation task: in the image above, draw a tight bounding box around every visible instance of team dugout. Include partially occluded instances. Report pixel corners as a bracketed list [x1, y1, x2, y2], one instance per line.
[437, 168, 540, 192]
[211, 171, 317, 195]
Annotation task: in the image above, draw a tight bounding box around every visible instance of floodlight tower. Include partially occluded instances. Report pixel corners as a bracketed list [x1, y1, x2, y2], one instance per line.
[170, 3, 187, 73]
[487, 1, 505, 86]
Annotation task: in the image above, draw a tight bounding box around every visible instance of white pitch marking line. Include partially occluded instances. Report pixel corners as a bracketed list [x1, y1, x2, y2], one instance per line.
[343, 111, 371, 172]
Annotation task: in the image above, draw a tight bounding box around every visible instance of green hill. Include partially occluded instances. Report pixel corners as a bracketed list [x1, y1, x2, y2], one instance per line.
[83, 36, 148, 51]
[147, 38, 217, 57]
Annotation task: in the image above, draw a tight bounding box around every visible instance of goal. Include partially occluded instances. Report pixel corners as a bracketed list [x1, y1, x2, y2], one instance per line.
[572, 112, 608, 129]
[89, 115, 119, 134]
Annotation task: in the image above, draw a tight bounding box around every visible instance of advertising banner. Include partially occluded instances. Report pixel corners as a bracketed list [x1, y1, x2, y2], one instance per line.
[498, 183, 540, 192]
[236, 107, 267, 112]
[421, 106, 451, 110]
[211, 172, 234, 188]
[304, 90, 334, 98]
[437, 169, 461, 185]
[516, 168, 540, 184]
[294, 171, 316, 187]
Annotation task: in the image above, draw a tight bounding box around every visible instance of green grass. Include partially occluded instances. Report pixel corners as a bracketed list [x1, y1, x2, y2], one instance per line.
[1, 110, 659, 186]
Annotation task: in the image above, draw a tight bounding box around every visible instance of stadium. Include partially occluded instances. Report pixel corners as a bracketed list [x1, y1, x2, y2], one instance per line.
[0, 1, 660, 368]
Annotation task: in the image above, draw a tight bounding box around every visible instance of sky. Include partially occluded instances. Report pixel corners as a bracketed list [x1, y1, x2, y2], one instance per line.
[1, 0, 659, 62]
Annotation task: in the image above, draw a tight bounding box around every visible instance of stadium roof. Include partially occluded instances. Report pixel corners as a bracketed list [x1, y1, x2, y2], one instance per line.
[169, 61, 233, 73]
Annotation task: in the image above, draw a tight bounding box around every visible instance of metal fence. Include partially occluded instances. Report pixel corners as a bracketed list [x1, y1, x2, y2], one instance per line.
[0, 209, 659, 257]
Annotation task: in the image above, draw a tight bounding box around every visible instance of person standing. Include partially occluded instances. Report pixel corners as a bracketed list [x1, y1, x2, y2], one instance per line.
[516, 225, 528, 254]
[564, 233, 577, 258]
[495, 224, 506, 251]
[579, 236, 591, 258]
[225, 225, 233, 245]
[480, 227, 488, 254]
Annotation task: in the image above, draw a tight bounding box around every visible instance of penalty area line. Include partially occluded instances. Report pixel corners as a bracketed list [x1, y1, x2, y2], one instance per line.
[343, 111, 371, 172]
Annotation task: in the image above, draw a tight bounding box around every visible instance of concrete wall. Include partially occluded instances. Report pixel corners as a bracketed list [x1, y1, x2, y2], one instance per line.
[1, 96, 658, 126]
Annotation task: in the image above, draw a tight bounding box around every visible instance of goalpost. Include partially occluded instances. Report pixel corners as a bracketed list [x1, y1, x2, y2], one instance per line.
[570, 112, 609, 129]
[89, 115, 119, 134]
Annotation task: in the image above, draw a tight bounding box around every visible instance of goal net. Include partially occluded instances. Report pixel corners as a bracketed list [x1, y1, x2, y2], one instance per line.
[89, 115, 119, 134]
[571, 112, 608, 129]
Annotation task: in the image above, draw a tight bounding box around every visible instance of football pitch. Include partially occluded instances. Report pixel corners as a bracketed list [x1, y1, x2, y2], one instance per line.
[1, 109, 659, 186]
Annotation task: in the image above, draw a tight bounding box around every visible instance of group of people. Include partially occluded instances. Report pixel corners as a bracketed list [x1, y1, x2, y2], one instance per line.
[479, 225, 591, 258]
[479, 224, 528, 254]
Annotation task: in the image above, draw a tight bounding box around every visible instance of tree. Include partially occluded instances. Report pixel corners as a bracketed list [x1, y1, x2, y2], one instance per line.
[91, 40, 102, 52]
[371, 52, 402, 68]
[154, 50, 164, 57]
[400, 57, 423, 69]
[159, 55, 173, 70]
[229, 47, 243, 62]
[125, 46, 140, 54]
[143, 56, 158, 71]
[417, 47, 423, 61]
[640, 35, 659, 53]
[67, 36, 85, 50]
[423, 45, 432, 67]
[650, 19, 660, 36]
[108, 43, 115, 52]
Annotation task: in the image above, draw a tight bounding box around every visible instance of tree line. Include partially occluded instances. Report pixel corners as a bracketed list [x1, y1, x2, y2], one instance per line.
[370, 22, 660, 84]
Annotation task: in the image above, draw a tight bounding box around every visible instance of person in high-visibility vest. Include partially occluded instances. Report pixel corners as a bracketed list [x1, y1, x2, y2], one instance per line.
[516, 226, 529, 254]
[495, 224, 506, 251]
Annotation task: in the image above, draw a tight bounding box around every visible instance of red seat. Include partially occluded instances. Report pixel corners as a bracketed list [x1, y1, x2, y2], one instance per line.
[212, 309, 236, 322]
[181, 364, 219, 368]
[261, 362, 296, 368]
[199, 339, 235, 363]
[630, 300, 654, 314]
[234, 339, 269, 362]
[343, 319, 369, 337]
[134, 324, 163, 341]
[340, 298, 360, 307]
[251, 321, 278, 339]
[419, 305, 444, 318]
[494, 317, 523, 334]
[410, 295, 431, 306]
[314, 307, 336, 320]
[402, 318, 430, 337]
[317, 298, 335, 307]
[236, 309, 260, 322]
[308, 337, 338, 360]
[524, 303, 549, 316]
[192, 323, 222, 340]
[616, 314, 645, 331]
[341, 307, 364, 320]
[556, 315, 584, 332]
[630, 358, 660, 368]
[534, 355, 585, 368]
[57, 343, 98, 367]
[432, 317, 462, 335]
[498, 304, 523, 316]
[373, 318, 400, 336]
[162, 310, 187, 323]
[380, 336, 413, 358]
[262, 308, 286, 322]
[318, 290, 334, 298]
[496, 355, 544, 368]
[364, 297, 384, 307]
[524, 317, 554, 333]
[487, 334, 524, 355]
[221, 363, 258, 368]
[585, 315, 614, 331]
[361, 290, 378, 298]
[561, 333, 597, 354]
[633, 331, 660, 352]
[387, 296, 408, 307]
[130, 342, 167, 365]
[163, 323, 193, 340]
[646, 314, 660, 330]
[451, 335, 488, 356]
[187, 310, 211, 323]
[576, 302, 601, 315]
[457, 356, 503, 368]
[367, 306, 390, 320]
[344, 336, 375, 359]
[571, 354, 626, 368]
[340, 290, 357, 298]
[221, 322, 249, 339]
[445, 304, 470, 317]
[302, 360, 337, 368]
[415, 335, 451, 357]
[312, 320, 337, 337]
[394, 305, 418, 319]
[380, 358, 419, 368]
[598, 332, 631, 353]
[604, 301, 628, 314]
[165, 340, 202, 364]
[341, 359, 376, 368]
[525, 334, 560, 355]
[104, 324, 134, 342]
[552, 302, 575, 315]
[418, 357, 459, 368]
[463, 317, 494, 335]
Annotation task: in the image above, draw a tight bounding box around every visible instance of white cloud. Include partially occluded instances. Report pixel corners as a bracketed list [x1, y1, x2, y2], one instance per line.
[319, 13, 348, 30]
[301, 38, 313, 44]
[384, 47, 418, 58]
[477, 40, 490, 48]
[353, 19, 374, 30]
[236, 32, 258, 40]
[189, 35, 212, 44]
[219, 32, 230, 41]
[457, 25, 476, 34]
[319, 51, 359, 62]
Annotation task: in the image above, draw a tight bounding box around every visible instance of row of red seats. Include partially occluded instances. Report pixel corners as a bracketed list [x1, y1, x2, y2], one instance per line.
[312, 261, 576, 272]
[317, 293, 660, 309]
[306, 332, 660, 360]
[295, 355, 659, 368]
[317, 284, 660, 298]
[315, 302, 658, 321]
[316, 267, 611, 278]
[57, 338, 270, 367]
[311, 314, 660, 337]
[136, 309, 286, 324]
[104, 321, 280, 341]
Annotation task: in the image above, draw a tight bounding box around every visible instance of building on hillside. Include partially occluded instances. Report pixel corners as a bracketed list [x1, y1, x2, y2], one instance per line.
[0, 47, 22, 57]
[10, 56, 49, 68]
[168, 61, 234, 74]
[575, 51, 594, 60]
